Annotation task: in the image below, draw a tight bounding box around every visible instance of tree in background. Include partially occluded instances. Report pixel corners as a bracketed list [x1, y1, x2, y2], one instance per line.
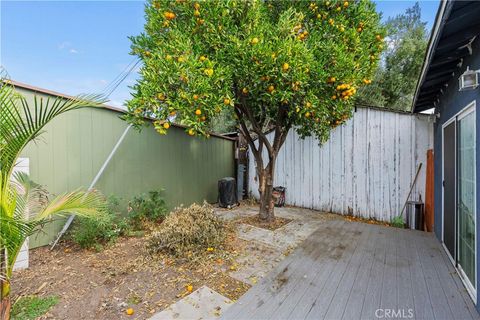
[125, 0, 384, 221]
[357, 2, 428, 111]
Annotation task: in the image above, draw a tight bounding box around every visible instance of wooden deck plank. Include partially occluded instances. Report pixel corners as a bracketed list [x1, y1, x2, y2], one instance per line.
[415, 230, 455, 319]
[227, 236, 320, 319]
[267, 220, 355, 319]
[247, 221, 351, 318]
[379, 224, 398, 311]
[285, 222, 366, 320]
[395, 228, 415, 317]
[403, 228, 435, 320]
[342, 224, 384, 320]
[222, 221, 480, 320]
[323, 223, 376, 319]
[304, 222, 369, 320]
[437, 240, 480, 320]
[360, 225, 388, 319]
[222, 241, 309, 319]
[424, 231, 474, 320]
[222, 220, 344, 319]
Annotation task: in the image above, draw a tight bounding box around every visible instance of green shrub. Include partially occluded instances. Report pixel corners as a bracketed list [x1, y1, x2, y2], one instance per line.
[391, 215, 405, 228]
[12, 295, 59, 320]
[128, 191, 167, 229]
[70, 195, 129, 250]
[148, 203, 225, 258]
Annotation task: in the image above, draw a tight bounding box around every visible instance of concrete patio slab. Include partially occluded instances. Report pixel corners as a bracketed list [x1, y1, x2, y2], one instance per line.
[228, 241, 283, 285]
[215, 206, 341, 286]
[149, 286, 233, 320]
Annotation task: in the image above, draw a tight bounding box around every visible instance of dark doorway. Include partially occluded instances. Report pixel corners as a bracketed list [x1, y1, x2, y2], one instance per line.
[443, 121, 456, 260]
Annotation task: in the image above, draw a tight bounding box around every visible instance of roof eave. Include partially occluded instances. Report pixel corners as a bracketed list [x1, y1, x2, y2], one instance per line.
[411, 0, 451, 113]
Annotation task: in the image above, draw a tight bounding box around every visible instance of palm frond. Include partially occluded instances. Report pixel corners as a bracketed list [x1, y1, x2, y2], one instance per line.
[0, 69, 108, 283]
[0, 214, 42, 277]
[32, 188, 106, 222]
[0, 179, 106, 279]
[0, 80, 106, 186]
[11, 171, 49, 219]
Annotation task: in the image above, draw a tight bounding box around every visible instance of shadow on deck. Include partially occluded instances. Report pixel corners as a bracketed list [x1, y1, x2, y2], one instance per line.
[222, 220, 479, 320]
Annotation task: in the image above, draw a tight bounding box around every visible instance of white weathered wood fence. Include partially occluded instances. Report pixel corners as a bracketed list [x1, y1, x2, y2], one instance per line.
[248, 107, 434, 222]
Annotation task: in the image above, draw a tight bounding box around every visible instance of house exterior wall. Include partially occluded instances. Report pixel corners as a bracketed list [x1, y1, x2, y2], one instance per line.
[248, 107, 434, 222]
[16, 87, 235, 248]
[433, 37, 480, 307]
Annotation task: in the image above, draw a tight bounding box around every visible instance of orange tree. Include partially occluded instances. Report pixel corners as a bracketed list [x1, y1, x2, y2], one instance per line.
[125, 0, 385, 221]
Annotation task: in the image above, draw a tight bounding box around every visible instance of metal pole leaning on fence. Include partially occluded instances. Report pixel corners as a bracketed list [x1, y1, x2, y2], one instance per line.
[399, 163, 423, 220]
[50, 125, 132, 250]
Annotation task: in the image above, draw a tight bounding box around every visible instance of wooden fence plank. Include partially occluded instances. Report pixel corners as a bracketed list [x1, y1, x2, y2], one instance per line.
[248, 108, 433, 222]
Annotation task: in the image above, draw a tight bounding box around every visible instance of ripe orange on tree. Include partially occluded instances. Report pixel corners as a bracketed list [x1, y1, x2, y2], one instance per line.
[164, 11, 175, 20]
[204, 68, 214, 76]
[126, 0, 385, 220]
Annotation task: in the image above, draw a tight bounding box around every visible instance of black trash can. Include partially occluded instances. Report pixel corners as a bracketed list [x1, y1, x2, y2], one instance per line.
[406, 200, 425, 230]
[218, 177, 238, 208]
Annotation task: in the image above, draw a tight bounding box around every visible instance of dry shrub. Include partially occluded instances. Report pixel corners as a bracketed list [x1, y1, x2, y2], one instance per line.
[147, 202, 225, 258]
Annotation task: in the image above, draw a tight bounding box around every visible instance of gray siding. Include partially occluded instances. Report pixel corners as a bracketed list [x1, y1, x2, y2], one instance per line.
[433, 37, 480, 308]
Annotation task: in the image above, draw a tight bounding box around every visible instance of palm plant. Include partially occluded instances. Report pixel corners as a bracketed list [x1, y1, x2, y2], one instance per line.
[0, 73, 107, 319]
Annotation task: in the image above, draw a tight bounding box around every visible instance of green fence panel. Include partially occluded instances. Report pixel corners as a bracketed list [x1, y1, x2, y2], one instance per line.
[17, 87, 235, 248]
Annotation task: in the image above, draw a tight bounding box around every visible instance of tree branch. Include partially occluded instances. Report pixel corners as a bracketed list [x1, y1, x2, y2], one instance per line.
[272, 104, 290, 155]
[235, 99, 274, 156]
[235, 108, 256, 153]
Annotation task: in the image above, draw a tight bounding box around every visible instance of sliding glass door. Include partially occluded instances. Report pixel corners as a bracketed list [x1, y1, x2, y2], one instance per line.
[457, 107, 476, 293]
[442, 102, 476, 300]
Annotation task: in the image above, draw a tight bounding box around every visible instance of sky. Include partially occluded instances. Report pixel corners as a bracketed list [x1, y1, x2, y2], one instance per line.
[1, 0, 440, 108]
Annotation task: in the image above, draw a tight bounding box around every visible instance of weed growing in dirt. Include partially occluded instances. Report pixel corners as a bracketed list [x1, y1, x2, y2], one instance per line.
[390, 215, 405, 228]
[148, 203, 225, 258]
[11, 295, 59, 320]
[70, 191, 167, 250]
[70, 195, 130, 250]
[128, 191, 168, 229]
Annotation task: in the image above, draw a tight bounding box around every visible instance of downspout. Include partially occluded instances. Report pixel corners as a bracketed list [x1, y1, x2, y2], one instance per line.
[50, 124, 132, 249]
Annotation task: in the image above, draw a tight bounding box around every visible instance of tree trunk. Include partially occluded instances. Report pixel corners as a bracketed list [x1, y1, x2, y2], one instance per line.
[0, 280, 10, 320]
[258, 165, 275, 222]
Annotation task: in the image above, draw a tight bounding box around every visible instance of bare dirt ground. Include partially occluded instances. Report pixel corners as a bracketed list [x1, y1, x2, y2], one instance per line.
[240, 215, 292, 230]
[13, 232, 250, 320]
[13, 205, 351, 320]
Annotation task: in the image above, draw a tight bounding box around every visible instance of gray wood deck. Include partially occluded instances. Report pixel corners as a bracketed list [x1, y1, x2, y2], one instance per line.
[222, 220, 480, 320]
